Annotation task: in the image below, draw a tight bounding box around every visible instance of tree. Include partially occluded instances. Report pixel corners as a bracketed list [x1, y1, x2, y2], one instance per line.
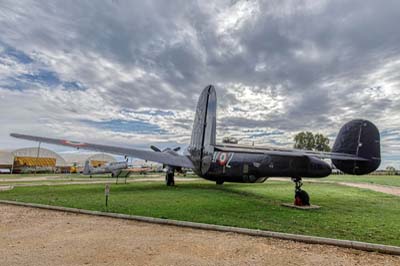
[294, 131, 314, 150]
[314, 133, 331, 152]
[294, 132, 331, 152]
[386, 166, 396, 175]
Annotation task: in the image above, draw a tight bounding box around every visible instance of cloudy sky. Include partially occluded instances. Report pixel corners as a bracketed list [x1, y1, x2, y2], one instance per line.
[0, 0, 399, 169]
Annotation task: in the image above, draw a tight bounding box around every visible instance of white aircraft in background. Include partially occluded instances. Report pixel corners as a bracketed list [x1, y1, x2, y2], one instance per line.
[83, 160, 128, 178]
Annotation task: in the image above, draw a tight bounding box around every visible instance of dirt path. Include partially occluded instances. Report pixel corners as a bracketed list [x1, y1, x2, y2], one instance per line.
[0, 175, 62, 182]
[0, 185, 13, 191]
[336, 182, 400, 196]
[0, 205, 399, 266]
[0, 174, 162, 183]
[270, 178, 400, 197]
[0, 177, 202, 188]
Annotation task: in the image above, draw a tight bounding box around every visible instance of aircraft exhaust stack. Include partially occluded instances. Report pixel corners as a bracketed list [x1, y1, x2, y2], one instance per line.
[332, 119, 381, 175]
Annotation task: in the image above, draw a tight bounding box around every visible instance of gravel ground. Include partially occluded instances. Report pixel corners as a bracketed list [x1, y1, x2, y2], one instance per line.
[1, 205, 399, 266]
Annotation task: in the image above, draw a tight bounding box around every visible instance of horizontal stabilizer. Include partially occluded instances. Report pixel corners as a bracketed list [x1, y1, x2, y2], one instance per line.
[215, 145, 370, 161]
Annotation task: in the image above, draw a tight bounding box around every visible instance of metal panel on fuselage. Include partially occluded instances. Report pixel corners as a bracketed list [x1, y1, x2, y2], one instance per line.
[201, 151, 331, 182]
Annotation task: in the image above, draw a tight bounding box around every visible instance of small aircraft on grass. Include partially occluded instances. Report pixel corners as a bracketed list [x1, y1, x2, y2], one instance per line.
[82, 159, 128, 178]
[11, 85, 381, 206]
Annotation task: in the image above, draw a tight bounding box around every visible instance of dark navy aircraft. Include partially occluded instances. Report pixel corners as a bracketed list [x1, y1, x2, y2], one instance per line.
[11, 85, 381, 206]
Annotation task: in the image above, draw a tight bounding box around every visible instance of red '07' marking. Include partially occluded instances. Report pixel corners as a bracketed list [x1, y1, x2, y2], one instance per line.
[217, 152, 228, 166]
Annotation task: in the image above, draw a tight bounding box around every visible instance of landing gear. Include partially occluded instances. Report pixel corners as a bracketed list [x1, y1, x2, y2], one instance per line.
[216, 178, 224, 185]
[291, 177, 310, 206]
[165, 168, 175, 186]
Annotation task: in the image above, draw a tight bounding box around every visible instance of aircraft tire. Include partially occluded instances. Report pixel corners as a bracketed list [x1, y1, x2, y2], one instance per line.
[166, 173, 175, 186]
[216, 179, 224, 185]
[295, 190, 310, 206]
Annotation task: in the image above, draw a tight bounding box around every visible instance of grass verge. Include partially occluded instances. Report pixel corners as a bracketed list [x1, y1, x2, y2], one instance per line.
[0, 181, 399, 246]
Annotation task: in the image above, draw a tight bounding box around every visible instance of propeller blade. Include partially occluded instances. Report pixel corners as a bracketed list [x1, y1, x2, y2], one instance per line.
[150, 145, 161, 152]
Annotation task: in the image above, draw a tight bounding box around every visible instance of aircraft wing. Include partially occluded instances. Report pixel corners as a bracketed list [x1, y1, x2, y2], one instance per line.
[215, 144, 370, 161]
[10, 133, 194, 168]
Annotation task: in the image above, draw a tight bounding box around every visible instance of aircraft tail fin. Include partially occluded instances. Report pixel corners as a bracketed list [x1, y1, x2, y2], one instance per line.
[332, 119, 381, 174]
[189, 85, 217, 174]
[83, 160, 92, 175]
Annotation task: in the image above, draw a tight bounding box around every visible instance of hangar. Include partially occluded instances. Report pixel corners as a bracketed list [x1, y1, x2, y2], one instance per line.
[0, 150, 13, 173]
[61, 153, 117, 167]
[60, 153, 117, 172]
[0, 148, 116, 174]
[0, 147, 68, 173]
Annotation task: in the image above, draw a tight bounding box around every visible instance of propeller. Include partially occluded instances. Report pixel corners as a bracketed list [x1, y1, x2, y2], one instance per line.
[173, 147, 181, 152]
[150, 145, 180, 153]
[150, 145, 161, 152]
[150, 145, 184, 181]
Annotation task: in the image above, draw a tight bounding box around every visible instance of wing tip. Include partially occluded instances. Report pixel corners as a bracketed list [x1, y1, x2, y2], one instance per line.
[10, 133, 31, 139]
[10, 133, 20, 138]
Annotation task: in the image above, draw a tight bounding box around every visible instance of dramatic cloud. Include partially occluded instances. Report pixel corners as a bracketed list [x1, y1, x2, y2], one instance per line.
[0, 0, 399, 168]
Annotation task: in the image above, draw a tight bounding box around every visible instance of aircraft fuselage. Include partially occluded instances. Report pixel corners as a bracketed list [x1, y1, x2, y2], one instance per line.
[85, 161, 128, 176]
[199, 151, 331, 183]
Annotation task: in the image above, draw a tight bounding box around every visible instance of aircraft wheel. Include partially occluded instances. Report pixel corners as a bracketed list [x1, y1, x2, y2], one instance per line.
[294, 190, 310, 206]
[166, 172, 175, 186]
[216, 179, 224, 185]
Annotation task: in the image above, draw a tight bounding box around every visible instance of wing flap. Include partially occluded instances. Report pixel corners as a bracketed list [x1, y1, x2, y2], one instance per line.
[10, 133, 194, 168]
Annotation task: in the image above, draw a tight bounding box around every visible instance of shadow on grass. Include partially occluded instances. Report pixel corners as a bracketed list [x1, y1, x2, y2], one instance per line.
[105, 182, 282, 203]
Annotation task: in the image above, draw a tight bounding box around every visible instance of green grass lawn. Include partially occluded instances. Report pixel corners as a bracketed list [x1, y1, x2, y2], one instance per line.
[324, 175, 400, 187]
[3, 173, 398, 186]
[0, 181, 399, 246]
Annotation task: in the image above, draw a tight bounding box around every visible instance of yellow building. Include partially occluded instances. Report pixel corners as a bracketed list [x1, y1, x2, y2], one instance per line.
[0, 148, 117, 174]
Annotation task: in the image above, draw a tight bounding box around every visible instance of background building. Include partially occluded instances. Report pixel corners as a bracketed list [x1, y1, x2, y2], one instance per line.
[0, 148, 116, 174]
[0, 147, 67, 173]
[62, 153, 117, 172]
